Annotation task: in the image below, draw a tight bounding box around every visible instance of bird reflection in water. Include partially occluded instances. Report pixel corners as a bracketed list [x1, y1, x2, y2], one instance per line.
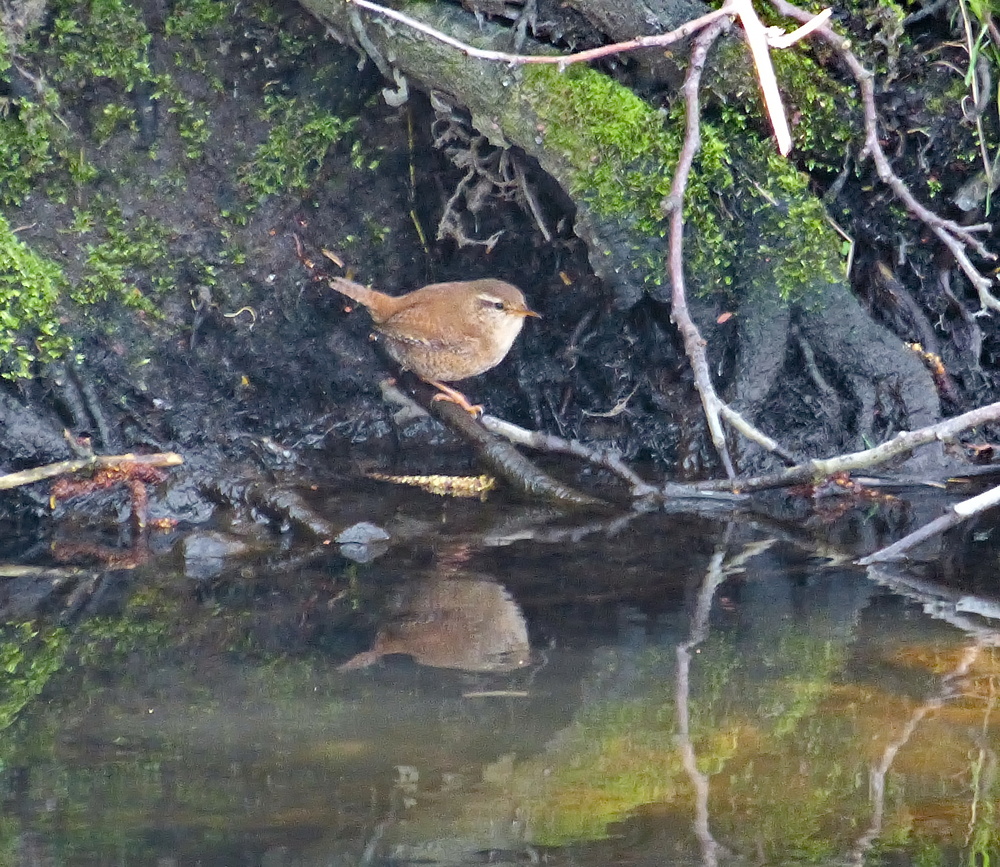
[338, 576, 531, 673]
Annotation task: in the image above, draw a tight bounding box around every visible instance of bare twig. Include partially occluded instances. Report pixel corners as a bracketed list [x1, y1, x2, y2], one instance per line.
[0, 452, 183, 490]
[767, 7, 832, 47]
[0, 564, 88, 580]
[346, 0, 735, 66]
[480, 413, 658, 496]
[718, 404, 798, 463]
[732, 0, 792, 154]
[664, 21, 798, 478]
[859, 483, 1000, 563]
[665, 22, 738, 479]
[771, 0, 1000, 312]
[694, 400, 1000, 494]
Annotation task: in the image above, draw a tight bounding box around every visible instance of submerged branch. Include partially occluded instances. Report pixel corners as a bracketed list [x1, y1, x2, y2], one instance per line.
[859, 483, 1000, 563]
[431, 400, 606, 506]
[481, 414, 658, 497]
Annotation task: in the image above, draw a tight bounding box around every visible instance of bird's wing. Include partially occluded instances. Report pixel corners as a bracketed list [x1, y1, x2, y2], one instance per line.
[378, 310, 480, 355]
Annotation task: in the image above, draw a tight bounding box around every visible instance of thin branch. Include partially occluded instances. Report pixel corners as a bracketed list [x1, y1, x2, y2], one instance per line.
[771, 0, 1000, 311]
[666, 21, 738, 479]
[859, 483, 1000, 564]
[768, 7, 832, 47]
[663, 18, 799, 477]
[480, 414, 658, 496]
[694, 400, 1000, 494]
[718, 404, 798, 462]
[0, 452, 184, 490]
[346, 0, 736, 66]
[345, 0, 838, 476]
[733, 0, 792, 154]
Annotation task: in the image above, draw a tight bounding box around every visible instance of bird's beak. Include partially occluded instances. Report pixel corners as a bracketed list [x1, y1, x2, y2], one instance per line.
[519, 309, 541, 319]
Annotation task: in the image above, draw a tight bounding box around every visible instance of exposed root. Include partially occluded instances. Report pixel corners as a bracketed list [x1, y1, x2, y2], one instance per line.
[431, 104, 551, 247]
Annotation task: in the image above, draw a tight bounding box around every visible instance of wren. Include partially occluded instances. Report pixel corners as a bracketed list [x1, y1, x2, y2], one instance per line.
[329, 276, 539, 414]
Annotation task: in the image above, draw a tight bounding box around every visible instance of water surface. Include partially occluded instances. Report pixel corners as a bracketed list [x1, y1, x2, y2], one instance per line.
[2, 483, 998, 866]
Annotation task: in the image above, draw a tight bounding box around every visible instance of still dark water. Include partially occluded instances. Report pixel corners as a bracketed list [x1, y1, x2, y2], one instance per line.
[2, 476, 999, 866]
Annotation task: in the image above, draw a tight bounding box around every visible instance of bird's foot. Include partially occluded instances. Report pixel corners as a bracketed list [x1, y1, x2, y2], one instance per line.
[428, 380, 484, 417]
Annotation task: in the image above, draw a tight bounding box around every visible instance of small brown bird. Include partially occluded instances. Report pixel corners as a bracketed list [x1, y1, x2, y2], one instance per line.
[329, 276, 539, 414]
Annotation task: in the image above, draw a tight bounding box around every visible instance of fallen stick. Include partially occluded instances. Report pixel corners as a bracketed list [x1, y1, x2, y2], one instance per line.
[0, 452, 183, 491]
[859, 483, 1000, 564]
[693, 401, 1000, 493]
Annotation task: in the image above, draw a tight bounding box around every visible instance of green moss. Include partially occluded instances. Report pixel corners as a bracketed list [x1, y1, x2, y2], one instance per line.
[0, 0, 377, 391]
[0, 26, 70, 207]
[521, 64, 734, 291]
[47, 0, 154, 93]
[521, 62, 842, 299]
[0, 0, 154, 203]
[164, 0, 229, 41]
[238, 91, 356, 207]
[707, 28, 858, 176]
[165, 89, 213, 159]
[736, 141, 844, 298]
[522, 63, 675, 222]
[0, 98, 62, 205]
[72, 198, 174, 315]
[0, 623, 72, 731]
[0, 214, 73, 379]
[771, 51, 857, 171]
[923, 74, 967, 118]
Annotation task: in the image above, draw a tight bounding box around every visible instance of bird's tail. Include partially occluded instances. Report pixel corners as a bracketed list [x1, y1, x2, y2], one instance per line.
[330, 277, 379, 307]
[328, 277, 385, 315]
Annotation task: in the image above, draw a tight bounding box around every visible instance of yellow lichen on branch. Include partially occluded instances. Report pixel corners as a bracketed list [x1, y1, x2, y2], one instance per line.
[366, 471, 497, 499]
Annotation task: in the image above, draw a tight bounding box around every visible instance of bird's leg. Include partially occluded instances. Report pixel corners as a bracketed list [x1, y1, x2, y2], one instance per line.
[426, 379, 484, 417]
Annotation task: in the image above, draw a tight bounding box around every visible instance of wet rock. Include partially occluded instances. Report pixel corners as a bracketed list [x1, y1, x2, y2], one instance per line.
[153, 477, 216, 525]
[335, 521, 390, 544]
[336, 521, 391, 563]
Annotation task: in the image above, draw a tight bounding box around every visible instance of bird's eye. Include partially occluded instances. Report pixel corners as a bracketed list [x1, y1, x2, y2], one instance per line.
[493, 301, 505, 310]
